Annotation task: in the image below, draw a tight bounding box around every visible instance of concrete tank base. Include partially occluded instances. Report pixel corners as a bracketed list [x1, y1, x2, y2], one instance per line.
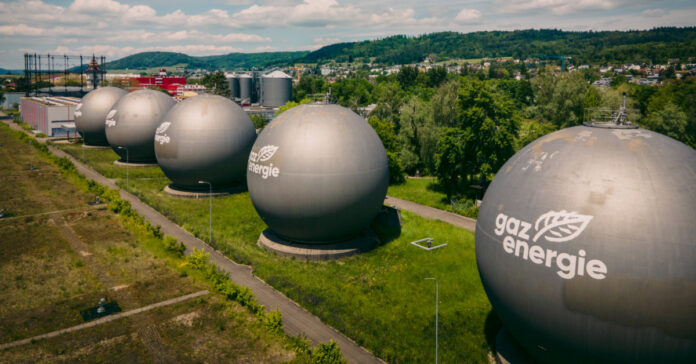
[82, 144, 110, 149]
[113, 160, 158, 167]
[495, 328, 534, 364]
[258, 228, 379, 261]
[163, 184, 245, 199]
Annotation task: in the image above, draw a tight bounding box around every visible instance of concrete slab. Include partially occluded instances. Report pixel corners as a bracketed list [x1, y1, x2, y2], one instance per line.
[82, 144, 110, 149]
[258, 228, 379, 261]
[113, 159, 158, 167]
[163, 184, 245, 198]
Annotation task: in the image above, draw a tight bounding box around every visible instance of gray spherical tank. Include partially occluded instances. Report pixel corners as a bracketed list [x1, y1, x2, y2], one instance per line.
[247, 104, 389, 243]
[261, 71, 292, 107]
[154, 94, 256, 189]
[105, 89, 175, 162]
[475, 125, 696, 364]
[74, 87, 127, 146]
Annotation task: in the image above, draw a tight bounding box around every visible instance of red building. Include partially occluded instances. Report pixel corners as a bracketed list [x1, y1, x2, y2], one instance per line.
[132, 76, 186, 96]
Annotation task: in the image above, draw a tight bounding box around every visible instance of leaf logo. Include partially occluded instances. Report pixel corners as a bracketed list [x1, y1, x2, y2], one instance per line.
[533, 210, 593, 243]
[105, 109, 117, 127]
[156, 121, 171, 135]
[256, 145, 278, 162]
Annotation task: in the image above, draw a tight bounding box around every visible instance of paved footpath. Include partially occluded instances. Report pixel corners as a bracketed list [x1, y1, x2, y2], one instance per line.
[384, 195, 477, 232]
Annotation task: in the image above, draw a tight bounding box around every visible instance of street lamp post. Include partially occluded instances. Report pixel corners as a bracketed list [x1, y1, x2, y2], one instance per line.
[117, 146, 129, 190]
[198, 180, 212, 244]
[425, 277, 438, 364]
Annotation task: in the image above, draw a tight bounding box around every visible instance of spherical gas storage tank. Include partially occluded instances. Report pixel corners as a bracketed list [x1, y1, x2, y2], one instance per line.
[260, 70, 292, 107]
[74, 87, 127, 146]
[475, 124, 696, 364]
[154, 94, 256, 190]
[105, 89, 175, 163]
[247, 104, 389, 243]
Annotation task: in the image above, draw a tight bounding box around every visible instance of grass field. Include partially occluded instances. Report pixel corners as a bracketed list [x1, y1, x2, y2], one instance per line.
[56, 143, 499, 363]
[388, 177, 481, 218]
[0, 126, 299, 362]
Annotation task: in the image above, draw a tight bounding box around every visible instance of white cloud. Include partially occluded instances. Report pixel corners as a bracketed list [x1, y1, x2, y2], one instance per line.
[497, 0, 618, 15]
[455, 8, 482, 23]
[641, 8, 666, 17]
[51, 44, 245, 60]
[0, 24, 45, 36]
[230, 0, 440, 29]
[69, 0, 128, 14]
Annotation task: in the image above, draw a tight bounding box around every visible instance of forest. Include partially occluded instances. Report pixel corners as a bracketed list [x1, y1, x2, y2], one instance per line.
[300, 27, 696, 65]
[101, 27, 696, 71]
[291, 64, 696, 213]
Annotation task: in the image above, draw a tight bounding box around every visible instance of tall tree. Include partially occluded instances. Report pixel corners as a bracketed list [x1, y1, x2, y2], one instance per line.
[430, 80, 460, 127]
[368, 116, 405, 184]
[458, 79, 519, 180]
[435, 127, 468, 198]
[533, 69, 588, 128]
[202, 71, 230, 97]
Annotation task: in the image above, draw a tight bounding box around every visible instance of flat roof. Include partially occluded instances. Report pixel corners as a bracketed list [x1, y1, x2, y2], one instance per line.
[23, 96, 80, 107]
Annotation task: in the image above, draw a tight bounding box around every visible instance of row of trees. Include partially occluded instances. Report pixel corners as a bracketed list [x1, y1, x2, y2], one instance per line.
[293, 65, 695, 200]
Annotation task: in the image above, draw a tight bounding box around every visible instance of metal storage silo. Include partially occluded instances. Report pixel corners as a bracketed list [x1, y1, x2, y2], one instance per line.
[238, 74, 252, 105]
[260, 70, 292, 107]
[229, 75, 240, 99]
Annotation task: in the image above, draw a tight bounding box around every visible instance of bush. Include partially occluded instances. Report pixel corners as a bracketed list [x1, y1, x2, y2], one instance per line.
[186, 247, 210, 269]
[387, 151, 405, 184]
[262, 309, 283, 334]
[312, 340, 346, 364]
[163, 235, 185, 257]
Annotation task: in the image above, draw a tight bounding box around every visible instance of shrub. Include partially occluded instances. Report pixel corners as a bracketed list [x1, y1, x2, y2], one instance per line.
[262, 309, 284, 333]
[312, 340, 346, 364]
[162, 235, 185, 257]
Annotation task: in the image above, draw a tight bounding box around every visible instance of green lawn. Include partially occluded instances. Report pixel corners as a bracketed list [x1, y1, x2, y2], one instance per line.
[56, 143, 498, 363]
[388, 177, 480, 218]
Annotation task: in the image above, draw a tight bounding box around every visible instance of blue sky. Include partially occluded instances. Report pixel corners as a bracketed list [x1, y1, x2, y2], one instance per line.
[1, 0, 694, 68]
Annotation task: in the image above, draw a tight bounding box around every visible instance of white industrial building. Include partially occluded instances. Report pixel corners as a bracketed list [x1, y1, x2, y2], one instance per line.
[20, 96, 80, 137]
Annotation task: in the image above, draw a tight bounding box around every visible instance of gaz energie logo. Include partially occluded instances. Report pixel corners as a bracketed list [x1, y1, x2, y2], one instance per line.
[105, 109, 117, 127]
[154, 122, 171, 144]
[248, 145, 280, 179]
[494, 210, 607, 280]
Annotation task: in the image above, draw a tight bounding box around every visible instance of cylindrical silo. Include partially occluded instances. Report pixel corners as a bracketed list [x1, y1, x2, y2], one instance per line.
[261, 70, 292, 107]
[238, 74, 252, 105]
[229, 75, 240, 99]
